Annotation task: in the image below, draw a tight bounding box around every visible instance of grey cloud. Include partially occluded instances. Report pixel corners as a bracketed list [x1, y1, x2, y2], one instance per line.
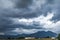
[51, 13, 60, 22]
[47, 0, 54, 4]
[0, 17, 13, 32]
[15, 0, 32, 8]
[0, 0, 54, 18]
[51, 0, 60, 22]
[13, 21, 43, 29]
[0, 0, 59, 34]
[2, 3, 52, 18]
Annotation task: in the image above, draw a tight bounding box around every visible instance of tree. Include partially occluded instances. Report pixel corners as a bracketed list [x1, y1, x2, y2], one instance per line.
[18, 37, 25, 39]
[57, 34, 60, 40]
[46, 36, 50, 38]
[8, 37, 10, 39]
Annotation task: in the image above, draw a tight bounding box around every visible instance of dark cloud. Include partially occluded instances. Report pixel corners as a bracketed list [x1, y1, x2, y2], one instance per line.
[51, 13, 60, 22]
[2, 4, 52, 19]
[0, 0, 60, 35]
[15, 0, 32, 8]
[47, 0, 54, 4]
[0, 12, 43, 32]
[51, 0, 60, 22]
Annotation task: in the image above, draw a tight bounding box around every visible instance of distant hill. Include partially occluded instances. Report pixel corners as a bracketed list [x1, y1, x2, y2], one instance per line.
[27, 31, 57, 38]
[0, 31, 57, 38]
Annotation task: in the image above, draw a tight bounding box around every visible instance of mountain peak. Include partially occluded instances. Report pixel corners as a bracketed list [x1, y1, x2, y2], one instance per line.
[28, 31, 57, 38]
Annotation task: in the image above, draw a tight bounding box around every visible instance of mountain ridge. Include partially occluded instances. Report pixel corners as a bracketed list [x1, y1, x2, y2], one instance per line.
[0, 31, 57, 38]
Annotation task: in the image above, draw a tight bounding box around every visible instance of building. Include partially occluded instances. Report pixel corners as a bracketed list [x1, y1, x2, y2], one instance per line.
[25, 37, 35, 39]
[51, 37, 55, 40]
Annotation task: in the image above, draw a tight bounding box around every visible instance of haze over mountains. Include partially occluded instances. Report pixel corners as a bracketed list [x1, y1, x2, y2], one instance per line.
[28, 31, 57, 38]
[0, 31, 57, 38]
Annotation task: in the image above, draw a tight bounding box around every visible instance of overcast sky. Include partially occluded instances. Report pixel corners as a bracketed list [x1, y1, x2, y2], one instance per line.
[0, 0, 60, 35]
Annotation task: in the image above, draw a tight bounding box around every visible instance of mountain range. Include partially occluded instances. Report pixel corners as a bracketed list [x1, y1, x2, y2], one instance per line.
[0, 31, 57, 38]
[27, 31, 57, 38]
[17, 31, 57, 38]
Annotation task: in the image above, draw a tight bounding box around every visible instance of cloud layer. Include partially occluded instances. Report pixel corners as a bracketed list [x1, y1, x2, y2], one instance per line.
[0, 0, 60, 35]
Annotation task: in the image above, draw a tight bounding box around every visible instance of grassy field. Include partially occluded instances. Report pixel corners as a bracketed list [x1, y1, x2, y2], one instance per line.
[0, 38, 57, 40]
[20, 38, 57, 40]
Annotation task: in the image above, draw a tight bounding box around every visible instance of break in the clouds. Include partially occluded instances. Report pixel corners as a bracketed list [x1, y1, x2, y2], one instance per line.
[0, 0, 60, 35]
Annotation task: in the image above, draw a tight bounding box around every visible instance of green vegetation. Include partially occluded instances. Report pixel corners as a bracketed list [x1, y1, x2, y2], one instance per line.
[7, 38, 54, 40]
[18, 37, 25, 39]
[57, 34, 60, 40]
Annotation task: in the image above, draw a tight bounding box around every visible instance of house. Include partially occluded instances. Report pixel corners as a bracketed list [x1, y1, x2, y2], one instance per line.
[42, 36, 56, 40]
[25, 37, 35, 39]
[25, 36, 57, 40]
[51, 37, 55, 40]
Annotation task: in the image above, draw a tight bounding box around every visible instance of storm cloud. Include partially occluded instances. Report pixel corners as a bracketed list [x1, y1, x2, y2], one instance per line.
[0, 0, 60, 35]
